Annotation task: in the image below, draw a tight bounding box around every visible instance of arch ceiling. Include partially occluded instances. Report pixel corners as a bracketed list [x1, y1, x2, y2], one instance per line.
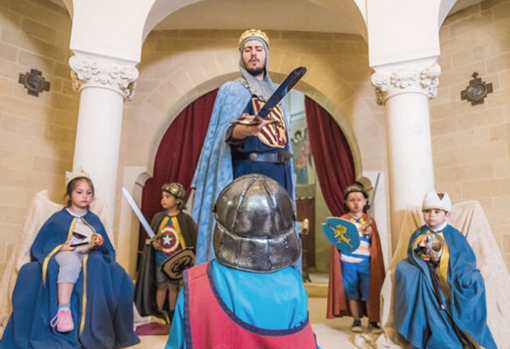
[47, 0, 483, 40]
[155, 0, 361, 35]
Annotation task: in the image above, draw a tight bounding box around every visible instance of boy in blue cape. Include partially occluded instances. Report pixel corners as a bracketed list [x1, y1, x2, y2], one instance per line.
[394, 190, 496, 349]
[165, 175, 318, 349]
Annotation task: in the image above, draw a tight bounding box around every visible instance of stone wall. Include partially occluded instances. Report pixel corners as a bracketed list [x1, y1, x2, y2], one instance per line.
[433, 0, 510, 269]
[0, 0, 76, 278]
[3, 2, 509, 279]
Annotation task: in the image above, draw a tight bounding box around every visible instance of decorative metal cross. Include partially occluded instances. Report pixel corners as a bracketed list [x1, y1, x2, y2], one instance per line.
[18, 69, 50, 97]
[461, 72, 493, 106]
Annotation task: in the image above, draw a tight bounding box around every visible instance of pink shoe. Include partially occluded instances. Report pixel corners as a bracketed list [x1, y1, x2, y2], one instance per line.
[50, 309, 74, 333]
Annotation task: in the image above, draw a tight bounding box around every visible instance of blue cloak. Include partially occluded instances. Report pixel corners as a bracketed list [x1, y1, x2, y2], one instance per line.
[394, 224, 496, 349]
[191, 81, 296, 265]
[164, 260, 319, 349]
[0, 209, 140, 349]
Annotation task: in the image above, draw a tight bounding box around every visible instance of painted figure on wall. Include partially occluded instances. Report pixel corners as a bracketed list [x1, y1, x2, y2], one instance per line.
[292, 128, 313, 185]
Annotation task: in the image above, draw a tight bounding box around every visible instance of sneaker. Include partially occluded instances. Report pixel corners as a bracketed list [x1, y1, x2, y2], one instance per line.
[368, 322, 383, 334]
[50, 309, 74, 333]
[351, 320, 362, 333]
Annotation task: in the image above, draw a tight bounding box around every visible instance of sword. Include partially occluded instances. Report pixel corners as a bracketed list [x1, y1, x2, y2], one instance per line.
[122, 187, 156, 238]
[231, 66, 307, 126]
[366, 172, 381, 226]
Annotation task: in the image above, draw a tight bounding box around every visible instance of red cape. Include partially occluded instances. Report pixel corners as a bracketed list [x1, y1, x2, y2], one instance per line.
[326, 213, 385, 322]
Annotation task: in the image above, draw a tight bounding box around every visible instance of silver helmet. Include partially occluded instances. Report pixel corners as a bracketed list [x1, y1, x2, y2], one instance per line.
[213, 174, 301, 273]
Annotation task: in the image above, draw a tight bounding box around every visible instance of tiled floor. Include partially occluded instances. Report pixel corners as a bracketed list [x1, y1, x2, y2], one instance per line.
[132, 297, 367, 349]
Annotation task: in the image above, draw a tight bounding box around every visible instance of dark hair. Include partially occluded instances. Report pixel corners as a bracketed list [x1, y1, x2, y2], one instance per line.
[65, 177, 95, 207]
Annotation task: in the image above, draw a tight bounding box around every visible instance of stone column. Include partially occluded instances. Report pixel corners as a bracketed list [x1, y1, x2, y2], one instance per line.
[70, 54, 138, 219]
[371, 62, 441, 250]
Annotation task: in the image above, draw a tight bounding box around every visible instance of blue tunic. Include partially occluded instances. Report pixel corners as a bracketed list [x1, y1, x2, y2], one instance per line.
[394, 224, 496, 349]
[164, 260, 318, 349]
[191, 81, 296, 265]
[0, 209, 140, 349]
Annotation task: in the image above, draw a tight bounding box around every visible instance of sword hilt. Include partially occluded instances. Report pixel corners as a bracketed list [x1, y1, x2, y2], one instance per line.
[229, 118, 279, 126]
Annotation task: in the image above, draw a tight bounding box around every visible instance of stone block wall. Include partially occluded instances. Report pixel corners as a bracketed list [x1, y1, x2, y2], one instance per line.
[0, 0, 76, 278]
[433, 0, 510, 269]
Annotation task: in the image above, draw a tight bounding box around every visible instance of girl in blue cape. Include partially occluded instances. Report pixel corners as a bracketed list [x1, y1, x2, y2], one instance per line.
[394, 191, 496, 349]
[0, 173, 139, 349]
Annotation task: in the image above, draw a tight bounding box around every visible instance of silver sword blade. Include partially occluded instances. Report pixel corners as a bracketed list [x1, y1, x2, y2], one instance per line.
[230, 66, 307, 126]
[256, 66, 307, 119]
[122, 187, 156, 238]
[367, 172, 381, 224]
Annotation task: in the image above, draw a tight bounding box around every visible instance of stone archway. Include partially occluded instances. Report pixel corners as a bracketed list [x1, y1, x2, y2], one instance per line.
[117, 30, 385, 271]
[127, 41, 370, 175]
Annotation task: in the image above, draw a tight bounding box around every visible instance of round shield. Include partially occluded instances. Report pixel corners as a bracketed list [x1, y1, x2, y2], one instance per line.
[321, 217, 361, 254]
[160, 247, 195, 281]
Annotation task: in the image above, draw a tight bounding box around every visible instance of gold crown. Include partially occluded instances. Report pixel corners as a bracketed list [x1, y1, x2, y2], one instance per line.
[238, 29, 269, 48]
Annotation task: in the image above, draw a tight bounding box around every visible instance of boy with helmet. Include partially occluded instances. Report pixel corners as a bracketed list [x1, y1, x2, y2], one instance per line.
[164, 175, 318, 349]
[327, 184, 385, 333]
[135, 182, 197, 326]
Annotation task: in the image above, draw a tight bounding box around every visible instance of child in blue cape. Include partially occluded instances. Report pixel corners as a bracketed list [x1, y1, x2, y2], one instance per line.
[394, 190, 496, 349]
[0, 172, 139, 349]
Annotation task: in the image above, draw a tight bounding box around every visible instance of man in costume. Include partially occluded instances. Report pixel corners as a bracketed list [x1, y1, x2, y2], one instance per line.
[135, 183, 197, 326]
[191, 28, 296, 264]
[165, 174, 318, 349]
[394, 191, 497, 349]
[327, 184, 385, 332]
[0, 172, 139, 349]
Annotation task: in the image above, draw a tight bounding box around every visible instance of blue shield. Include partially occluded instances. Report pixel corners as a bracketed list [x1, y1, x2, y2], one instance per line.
[321, 217, 360, 254]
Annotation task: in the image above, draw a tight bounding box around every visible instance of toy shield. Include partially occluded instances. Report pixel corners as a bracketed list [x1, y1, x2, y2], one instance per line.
[321, 217, 360, 254]
[161, 247, 195, 281]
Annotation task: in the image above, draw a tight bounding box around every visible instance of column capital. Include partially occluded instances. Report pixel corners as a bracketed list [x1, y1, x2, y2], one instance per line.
[371, 63, 441, 106]
[69, 55, 139, 101]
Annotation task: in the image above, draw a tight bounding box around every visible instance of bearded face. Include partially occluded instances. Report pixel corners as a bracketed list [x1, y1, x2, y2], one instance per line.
[242, 40, 266, 78]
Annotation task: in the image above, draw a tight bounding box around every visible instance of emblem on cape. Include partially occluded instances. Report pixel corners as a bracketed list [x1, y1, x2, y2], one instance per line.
[321, 217, 360, 254]
[161, 247, 195, 281]
[159, 225, 180, 255]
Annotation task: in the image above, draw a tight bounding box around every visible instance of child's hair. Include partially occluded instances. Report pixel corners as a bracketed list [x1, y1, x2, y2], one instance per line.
[65, 177, 95, 207]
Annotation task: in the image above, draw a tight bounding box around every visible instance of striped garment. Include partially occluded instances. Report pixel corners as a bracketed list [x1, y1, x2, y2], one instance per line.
[340, 216, 371, 264]
[251, 98, 287, 149]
